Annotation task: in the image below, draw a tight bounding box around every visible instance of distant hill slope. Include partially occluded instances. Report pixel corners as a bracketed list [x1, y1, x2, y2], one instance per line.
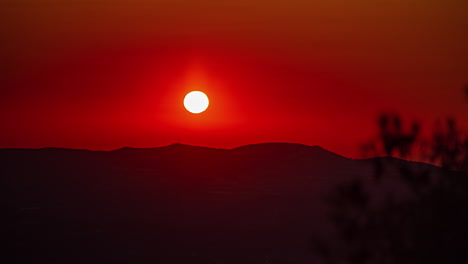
[1, 143, 438, 264]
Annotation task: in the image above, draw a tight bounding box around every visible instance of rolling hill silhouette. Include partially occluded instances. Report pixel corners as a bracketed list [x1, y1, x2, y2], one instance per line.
[1, 143, 440, 263]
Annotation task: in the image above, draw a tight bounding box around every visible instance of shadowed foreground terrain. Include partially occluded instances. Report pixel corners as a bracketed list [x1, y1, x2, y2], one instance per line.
[2, 143, 441, 263]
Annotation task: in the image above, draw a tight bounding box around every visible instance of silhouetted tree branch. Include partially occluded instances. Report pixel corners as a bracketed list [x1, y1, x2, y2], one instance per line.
[314, 88, 468, 263]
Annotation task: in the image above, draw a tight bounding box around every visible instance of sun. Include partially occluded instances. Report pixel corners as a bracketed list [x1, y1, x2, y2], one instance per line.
[184, 91, 209, 114]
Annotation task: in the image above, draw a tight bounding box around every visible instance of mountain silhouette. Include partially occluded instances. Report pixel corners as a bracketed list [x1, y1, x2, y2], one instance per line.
[1, 143, 440, 264]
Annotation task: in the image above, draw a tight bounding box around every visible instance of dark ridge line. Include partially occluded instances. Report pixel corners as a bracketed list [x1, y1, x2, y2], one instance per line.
[0, 143, 438, 168]
[0, 142, 351, 163]
[1, 142, 337, 154]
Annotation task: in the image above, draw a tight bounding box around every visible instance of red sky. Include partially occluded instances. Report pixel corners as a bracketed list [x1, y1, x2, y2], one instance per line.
[1, 0, 467, 157]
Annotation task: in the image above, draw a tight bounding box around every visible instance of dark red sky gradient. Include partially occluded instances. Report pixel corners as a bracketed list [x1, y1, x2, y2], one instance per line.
[1, 0, 467, 157]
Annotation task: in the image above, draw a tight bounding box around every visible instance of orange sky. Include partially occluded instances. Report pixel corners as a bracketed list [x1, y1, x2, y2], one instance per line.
[1, 0, 467, 157]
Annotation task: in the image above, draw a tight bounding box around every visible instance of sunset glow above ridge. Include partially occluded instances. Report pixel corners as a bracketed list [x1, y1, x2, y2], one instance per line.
[1, 0, 467, 157]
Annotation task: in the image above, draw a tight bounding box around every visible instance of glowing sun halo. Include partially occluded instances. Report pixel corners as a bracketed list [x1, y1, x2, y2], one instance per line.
[184, 91, 209, 114]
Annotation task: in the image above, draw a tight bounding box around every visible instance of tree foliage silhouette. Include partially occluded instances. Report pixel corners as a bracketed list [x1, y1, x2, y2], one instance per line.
[314, 109, 468, 264]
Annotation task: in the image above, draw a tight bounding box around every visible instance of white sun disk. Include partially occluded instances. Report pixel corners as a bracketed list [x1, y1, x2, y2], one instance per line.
[184, 91, 209, 114]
